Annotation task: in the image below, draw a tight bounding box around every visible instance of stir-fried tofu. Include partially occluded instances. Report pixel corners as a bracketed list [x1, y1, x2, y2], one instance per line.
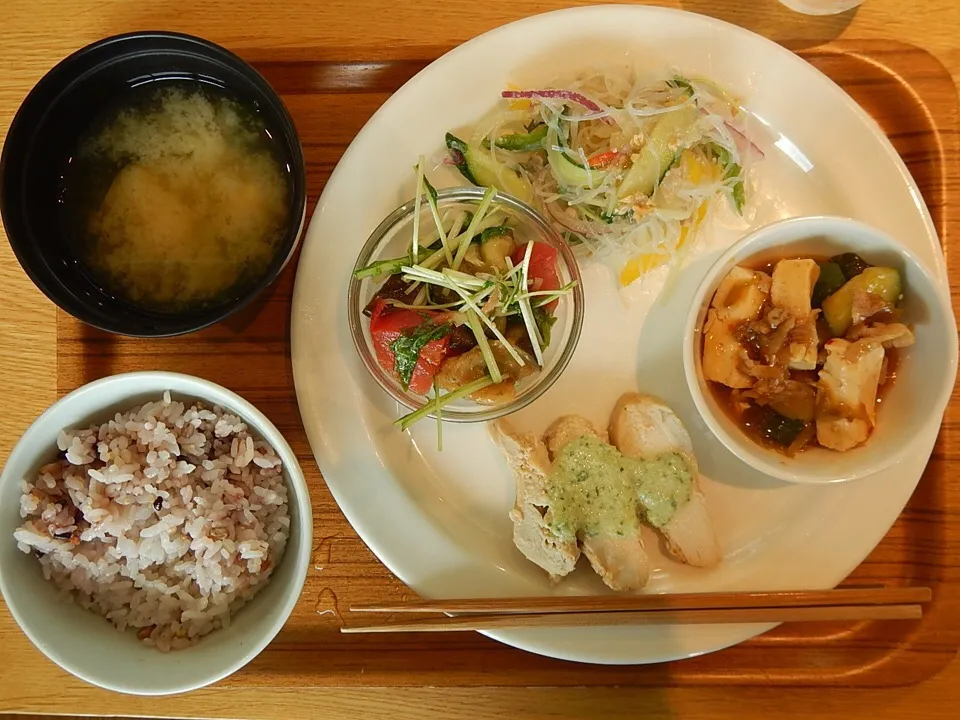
[771, 259, 820, 317]
[702, 309, 753, 388]
[847, 322, 916, 348]
[712, 266, 771, 322]
[815, 338, 885, 451]
[770, 259, 821, 370]
[702, 267, 771, 388]
[785, 318, 820, 370]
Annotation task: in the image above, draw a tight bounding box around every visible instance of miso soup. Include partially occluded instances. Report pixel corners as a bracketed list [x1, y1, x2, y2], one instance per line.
[58, 82, 291, 313]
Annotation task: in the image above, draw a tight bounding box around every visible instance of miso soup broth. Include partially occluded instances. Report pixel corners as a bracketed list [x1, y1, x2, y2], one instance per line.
[58, 81, 291, 313]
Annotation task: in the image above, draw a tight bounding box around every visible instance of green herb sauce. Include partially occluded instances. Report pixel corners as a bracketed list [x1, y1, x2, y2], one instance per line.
[546, 436, 695, 539]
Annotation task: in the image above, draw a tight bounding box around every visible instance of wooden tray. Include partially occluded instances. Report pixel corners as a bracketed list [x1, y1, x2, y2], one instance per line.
[55, 39, 960, 688]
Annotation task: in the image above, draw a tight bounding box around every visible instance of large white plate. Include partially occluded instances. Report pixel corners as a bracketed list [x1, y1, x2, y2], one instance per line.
[291, 5, 945, 664]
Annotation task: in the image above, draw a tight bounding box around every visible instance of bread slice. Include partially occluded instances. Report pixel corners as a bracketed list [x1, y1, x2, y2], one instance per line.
[542, 416, 650, 591]
[489, 420, 579, 581]
[609, 393, 722, 568]
[543, 415, 609, 461]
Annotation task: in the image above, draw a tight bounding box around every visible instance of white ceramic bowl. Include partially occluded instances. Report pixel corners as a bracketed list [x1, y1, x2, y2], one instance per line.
[683, 216, 958, 484]
[0, 372, 312, 695]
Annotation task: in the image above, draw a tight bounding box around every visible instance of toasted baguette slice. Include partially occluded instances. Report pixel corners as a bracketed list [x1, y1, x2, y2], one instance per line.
[543, 415, 650, 591]
[543, 414, 609, 461]
[609, 393, 722, 568]
[489, 420, 579, 581]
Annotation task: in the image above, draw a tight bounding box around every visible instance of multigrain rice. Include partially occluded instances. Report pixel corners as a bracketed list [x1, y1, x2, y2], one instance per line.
[13, 392, 289, 651]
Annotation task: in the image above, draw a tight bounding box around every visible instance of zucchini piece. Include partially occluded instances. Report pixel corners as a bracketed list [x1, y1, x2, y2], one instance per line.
[479, 227, 516, 271]
[811, 261, 846, 308]
[545, 127, 606, 189]
[494, 124, 548, 152]
[618, 105, 699, 199]
[821, 266, 903, 336]
[831, 252, 870, 281]
[445, 133, 534, 203]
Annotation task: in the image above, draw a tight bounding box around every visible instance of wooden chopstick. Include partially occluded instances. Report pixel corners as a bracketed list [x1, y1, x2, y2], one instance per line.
[340, 603, 923, 634]
[349, 586, 932, 615]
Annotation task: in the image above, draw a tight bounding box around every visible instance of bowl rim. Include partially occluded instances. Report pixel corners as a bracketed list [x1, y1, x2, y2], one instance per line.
[346, 186, 585, 423]
[682, 214, 958, 484]
[0, 371, 312, 695]
[0, 31, 308, 338]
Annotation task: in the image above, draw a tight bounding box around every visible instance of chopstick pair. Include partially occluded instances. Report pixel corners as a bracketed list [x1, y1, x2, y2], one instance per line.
[340, 586, 931, 634]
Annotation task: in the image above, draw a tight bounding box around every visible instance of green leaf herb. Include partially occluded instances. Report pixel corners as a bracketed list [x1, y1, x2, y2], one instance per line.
[533, 306, 558, 349]
[390, 322, 450, 390]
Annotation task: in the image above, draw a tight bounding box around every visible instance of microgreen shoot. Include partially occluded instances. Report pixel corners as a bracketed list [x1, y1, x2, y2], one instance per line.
[412, 160, 425, 265]
[417, 159, 452, 265]
[452, 186, 497, 270]
[401, 263, 526, 365]
[517, 241, 544, 366]
[395, 376, 496, 431]
[465, 309, 502, 383]
[434, 377, 443, 451]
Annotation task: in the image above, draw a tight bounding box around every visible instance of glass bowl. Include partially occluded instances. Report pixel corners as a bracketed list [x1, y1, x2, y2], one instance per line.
[347, 186, 584, 423]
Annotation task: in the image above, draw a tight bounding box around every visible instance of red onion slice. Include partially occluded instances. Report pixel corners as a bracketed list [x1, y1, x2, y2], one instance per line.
[502, 89, 615, 125]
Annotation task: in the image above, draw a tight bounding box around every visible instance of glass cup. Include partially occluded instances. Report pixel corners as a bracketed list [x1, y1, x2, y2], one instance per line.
[778, 0, 864, 14]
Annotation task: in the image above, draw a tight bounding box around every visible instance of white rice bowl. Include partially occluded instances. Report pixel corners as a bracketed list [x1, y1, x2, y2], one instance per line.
[13, 392, 290, 651]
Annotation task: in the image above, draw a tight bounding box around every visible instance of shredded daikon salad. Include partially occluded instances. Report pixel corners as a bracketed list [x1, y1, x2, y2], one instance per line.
[445, 69, 762, 286]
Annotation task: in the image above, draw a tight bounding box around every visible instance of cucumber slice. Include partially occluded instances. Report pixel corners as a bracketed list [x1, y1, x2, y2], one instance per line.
[545, 128, 606, 189]
[494, 124, 548, 152]
[445, 133, 534, 203]
[617, 105, 699, 199]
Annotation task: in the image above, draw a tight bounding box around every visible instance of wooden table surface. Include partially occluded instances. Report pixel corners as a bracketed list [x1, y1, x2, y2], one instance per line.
[2, 0, 959, 718]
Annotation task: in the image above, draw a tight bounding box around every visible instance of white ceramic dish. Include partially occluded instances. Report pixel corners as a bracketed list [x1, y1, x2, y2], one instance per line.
[291, 5, 952, 664]
[684, 215, 957, 484]
[0, 372, 312, 695]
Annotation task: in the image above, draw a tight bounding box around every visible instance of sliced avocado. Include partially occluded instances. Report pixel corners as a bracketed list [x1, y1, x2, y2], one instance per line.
[617, 105, 699, 199]
[821, 266, 903, 336]
[445, 133, 534, 203]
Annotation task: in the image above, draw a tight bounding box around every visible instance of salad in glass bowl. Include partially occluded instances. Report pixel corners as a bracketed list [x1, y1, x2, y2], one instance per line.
[348, 169, 584, 442]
